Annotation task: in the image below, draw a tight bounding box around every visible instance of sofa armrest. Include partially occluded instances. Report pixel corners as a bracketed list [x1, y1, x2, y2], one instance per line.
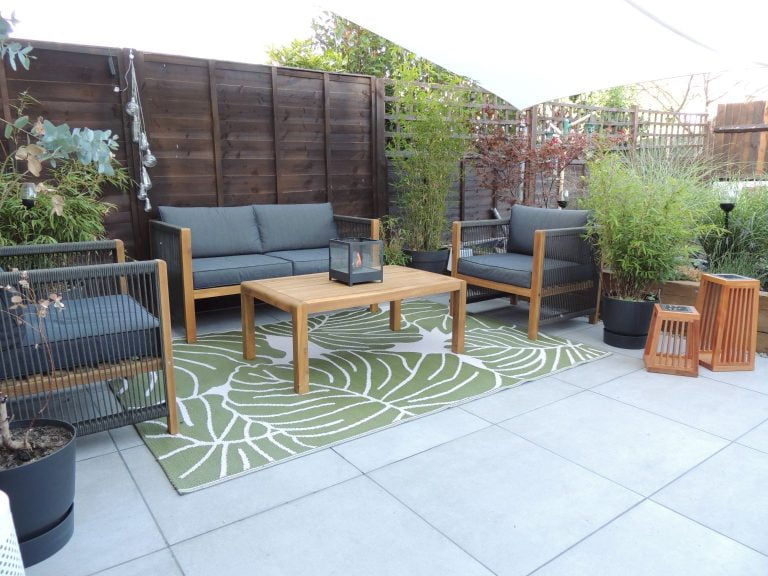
[333, 215, 380, 240]
[149, 220, 193, 331]
[0, 240, 125, 271]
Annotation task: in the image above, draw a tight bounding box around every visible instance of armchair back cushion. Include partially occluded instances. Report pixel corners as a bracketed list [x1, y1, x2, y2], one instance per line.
[158, 205, 262, 257]
[508, 205, 589, 255]
[254, 203, 338, 252]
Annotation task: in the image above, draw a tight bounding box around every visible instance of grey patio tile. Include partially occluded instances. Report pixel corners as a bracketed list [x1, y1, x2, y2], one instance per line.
[564, 328, 646, 360]
[369, 426, 641, 576]
[123, 443, 361, 544]
[500, 391, 726, 495]
[653, 443, 768, 555]
[109, 424, 145, 450]
[333, 407, 490, 472]
[462, 377, 583, 423]
[26, 453, 165, 576]
[74, 430, 116, 461]
[172, 476, 494, 576]
[552, 353, 644, 389]
[699, 355, 768, 394]
[738, 419, 768, 454]
[533, 500, 768, 575]
[91, 550, 183, 576]
[594, 370, 768, 439]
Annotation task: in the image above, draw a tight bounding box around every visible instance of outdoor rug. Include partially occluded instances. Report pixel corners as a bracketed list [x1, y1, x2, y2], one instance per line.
[137, 300, 609, 493]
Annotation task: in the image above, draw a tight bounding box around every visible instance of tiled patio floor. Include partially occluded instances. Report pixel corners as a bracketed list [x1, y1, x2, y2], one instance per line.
[26, 298, 768, 576]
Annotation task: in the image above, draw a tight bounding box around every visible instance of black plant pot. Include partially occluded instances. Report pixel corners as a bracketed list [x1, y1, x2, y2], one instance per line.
[404, 249, 450, 275]
[0, 419, 76, 567]
[601, 296, 656, 349]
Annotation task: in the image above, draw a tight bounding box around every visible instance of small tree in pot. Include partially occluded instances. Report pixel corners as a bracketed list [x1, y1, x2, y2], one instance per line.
[581, 149, 719, 348]
[388, 64, 470, 272]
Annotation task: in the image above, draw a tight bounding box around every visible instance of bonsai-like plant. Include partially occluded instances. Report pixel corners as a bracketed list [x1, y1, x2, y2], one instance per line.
[581, 149, 719, 301]
[388, 64, 470, 252]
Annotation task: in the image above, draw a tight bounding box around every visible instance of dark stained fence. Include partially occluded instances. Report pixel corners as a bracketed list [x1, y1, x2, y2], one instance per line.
[1, 41, 384, 259]
[712, 101, 768, 176]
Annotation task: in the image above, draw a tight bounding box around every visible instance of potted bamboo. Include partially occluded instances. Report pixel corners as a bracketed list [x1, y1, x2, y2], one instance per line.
[388, 65, 470, 273]
[581, 149, 718, 348]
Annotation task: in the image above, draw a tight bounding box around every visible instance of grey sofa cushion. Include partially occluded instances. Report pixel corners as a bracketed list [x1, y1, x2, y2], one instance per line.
[457, 253, 595, 289]
[191, 254, 293, 290]
[265, 248, 330, 275]
[508, 205, 589, 255]
[158, 205, 262, 257]
[253, 203, 338, 252]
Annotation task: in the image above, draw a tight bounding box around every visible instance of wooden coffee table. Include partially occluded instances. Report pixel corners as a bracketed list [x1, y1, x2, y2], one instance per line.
[241, 265, 467, 394]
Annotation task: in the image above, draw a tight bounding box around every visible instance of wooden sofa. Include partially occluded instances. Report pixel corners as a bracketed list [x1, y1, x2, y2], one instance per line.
[451, 205, 600, 340]
[149, 203, 379, 343]
[0, 241, 178, 435]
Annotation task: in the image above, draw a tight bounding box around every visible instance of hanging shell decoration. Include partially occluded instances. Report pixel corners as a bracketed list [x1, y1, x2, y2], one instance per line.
[126, 49, 157, 212]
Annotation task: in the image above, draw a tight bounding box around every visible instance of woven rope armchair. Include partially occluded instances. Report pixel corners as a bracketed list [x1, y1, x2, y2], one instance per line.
[0, 241, 177, 435]
[451, 205, 600, 340]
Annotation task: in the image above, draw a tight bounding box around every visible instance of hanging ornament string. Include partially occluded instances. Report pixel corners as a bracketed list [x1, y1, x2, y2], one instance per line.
[124, 49, 157, 212]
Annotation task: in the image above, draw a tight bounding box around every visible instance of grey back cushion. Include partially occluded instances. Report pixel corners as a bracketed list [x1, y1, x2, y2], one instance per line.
[508, 205, 588, 255]
[158, 205, 262, 257]
[253, 203, 338, 252]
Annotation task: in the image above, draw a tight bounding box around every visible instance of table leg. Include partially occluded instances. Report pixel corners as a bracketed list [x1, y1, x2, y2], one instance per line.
[292, 305, 310, 394]
[242, 290, 256, 360]
[451, 283, 466, 354]
[389, 300, 402, 331]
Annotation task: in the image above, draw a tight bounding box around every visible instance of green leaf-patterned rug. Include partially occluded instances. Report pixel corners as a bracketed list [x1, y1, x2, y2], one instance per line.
[137, 300, 608, 493]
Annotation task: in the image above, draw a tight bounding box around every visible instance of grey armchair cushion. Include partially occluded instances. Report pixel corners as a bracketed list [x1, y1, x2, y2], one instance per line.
[0, 290, 22, 351]
[191, 254, 293, 290]
[2, 295, 160, 380]
[457, 253, 596, 289]
[508, 205, 589, 255]
[265, 248, 330, 275]
[158, 205, 262, 257]
[253, 203, 338, 252]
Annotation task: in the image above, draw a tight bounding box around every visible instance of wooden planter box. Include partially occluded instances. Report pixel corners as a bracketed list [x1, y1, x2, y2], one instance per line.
[652, 280, 768, 355]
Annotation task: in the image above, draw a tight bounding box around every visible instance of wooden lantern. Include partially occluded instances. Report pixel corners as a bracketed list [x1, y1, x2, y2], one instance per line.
[643, 304, 701, 377]
[696, 273, 760, 371]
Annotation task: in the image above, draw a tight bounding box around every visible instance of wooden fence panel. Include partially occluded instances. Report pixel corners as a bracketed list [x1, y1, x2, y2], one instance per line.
[713, 101, 768, 176]
[1, 40, 382, 258]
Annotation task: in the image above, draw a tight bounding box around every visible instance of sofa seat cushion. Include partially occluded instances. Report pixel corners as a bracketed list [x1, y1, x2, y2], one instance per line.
[253, 203, 338, 252]
[264, 248, 329, 275]
[2, 294, 160, 381]
[508, 205, 589, 255]
[158, 205, 262, 257]
[457, 253, 595, 289]
[192, 254, 293, 290]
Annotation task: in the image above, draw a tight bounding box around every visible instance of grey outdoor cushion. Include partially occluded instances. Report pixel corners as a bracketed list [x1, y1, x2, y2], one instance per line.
[264, 248, 330, 275]
[457, 253, 595, 289]
[1, 295, 159, 381]
[191, 254, 293, 290]
[508, 205, 589, 255]
[253, 203, 338, 252]
[158, 205, 262, 258]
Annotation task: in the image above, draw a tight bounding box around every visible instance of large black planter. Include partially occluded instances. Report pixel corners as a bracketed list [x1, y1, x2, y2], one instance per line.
[404, 249, 450, 275]
[601, 296, 656, 349]
[0, 419, 76, 567]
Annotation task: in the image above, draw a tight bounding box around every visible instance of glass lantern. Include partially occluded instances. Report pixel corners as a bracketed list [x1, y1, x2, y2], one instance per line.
[329, 238, 384, 285]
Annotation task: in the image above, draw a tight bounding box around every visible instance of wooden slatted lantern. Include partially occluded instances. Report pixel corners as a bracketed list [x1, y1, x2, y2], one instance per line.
[696, 273, 760, 371]
[643, 304, 701, 377]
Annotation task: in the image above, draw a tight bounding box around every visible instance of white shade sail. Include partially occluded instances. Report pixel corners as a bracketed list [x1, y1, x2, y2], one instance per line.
[323, 0, 768, 109]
